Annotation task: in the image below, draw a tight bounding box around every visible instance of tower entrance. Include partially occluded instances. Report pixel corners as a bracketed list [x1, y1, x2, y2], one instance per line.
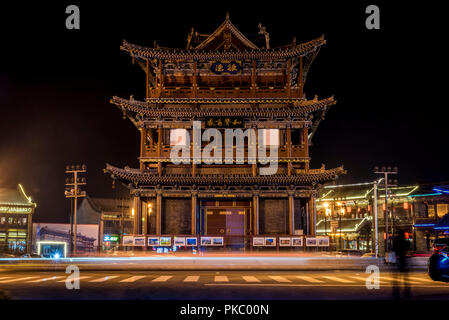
[201, 200, 251, 249]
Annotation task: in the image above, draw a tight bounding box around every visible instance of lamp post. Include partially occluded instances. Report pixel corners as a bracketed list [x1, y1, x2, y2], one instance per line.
[65, 164, 87, 256]
[374, 166, 398, 254]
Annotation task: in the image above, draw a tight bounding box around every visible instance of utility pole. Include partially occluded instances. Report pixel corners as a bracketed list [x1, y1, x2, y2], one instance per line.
[65, 164, 87, 256]
[373, 180, 379, 258]
[374, 166, 398, 254]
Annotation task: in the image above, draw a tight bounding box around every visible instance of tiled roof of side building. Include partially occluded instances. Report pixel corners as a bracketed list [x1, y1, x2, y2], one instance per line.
[0, 184, 36, 207]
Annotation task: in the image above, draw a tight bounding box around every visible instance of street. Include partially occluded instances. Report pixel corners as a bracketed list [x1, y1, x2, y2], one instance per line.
[1, 269, 448, 300]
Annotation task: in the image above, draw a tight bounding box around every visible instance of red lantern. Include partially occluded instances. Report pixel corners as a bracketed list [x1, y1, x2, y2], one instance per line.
[347, 207, 352, 213]
[403, 202, 409, 210]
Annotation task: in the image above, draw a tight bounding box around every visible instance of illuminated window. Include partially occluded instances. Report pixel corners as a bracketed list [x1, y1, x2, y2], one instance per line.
[0, 217, 5, 224]
[170, 129, 188, 146]
[261, 129, 279, 146]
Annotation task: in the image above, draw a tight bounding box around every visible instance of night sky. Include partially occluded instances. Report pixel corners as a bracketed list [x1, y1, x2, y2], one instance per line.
[0, 2, 444, 223]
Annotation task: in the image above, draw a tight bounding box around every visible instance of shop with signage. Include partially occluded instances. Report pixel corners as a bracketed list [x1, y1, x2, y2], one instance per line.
[0, 184, 36, 254]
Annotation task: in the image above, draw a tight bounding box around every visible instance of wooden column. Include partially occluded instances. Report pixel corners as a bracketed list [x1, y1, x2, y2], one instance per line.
[286, 58, 291, 97]
[142, 201, 147, 236]
[146, 59, 150, 99]
[26, 212, 33, 253]
[156, 191, 162, 234]
[158, 59, 163, 97]
[191, 193, 197, 234]
[287, 126, 292, 176]
[299, 56, 303, 98]
[140, 127, 147, 170]
[253, 194, 259, 235]
[303, 127, 309, 170]
[251, 60, 257, 94]
[308, 197, 316, 235]
[157, 126, 162, 176]
[288, 194, 295, 234]
[192, 61, 198, 98]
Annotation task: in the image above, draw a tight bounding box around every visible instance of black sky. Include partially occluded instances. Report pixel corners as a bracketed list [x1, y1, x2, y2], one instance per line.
[0, 1, 445, 223]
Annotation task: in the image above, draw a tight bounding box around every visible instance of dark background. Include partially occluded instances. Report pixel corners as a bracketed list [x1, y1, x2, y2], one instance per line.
[0, 1, 444, 222]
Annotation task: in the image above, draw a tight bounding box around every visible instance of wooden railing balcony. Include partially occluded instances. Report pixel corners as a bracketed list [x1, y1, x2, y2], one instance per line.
[148, 86, 302, 99]
[142, 144, 308, 162]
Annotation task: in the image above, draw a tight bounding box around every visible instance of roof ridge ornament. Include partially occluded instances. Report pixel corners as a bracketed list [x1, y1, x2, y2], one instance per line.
[226, 11, 230, 21]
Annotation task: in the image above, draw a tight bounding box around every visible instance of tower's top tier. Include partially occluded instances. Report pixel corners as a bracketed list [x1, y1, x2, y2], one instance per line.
[121, 15, 326, 100]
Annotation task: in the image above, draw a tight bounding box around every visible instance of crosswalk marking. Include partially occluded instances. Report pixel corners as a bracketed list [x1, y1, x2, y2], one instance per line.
[183, 276, 200, 282]
[380, 276, 421, 284]
[295, 276, 324, 283]
[57, 276, 92, 283]
[0, 276, 39, 283]
[242, 276, 261, 283]
[120, 276, 146, 283]
[28, 276, 65, 283]
[152, 275, 173, 282]
[268, 276, 291, 283]
[89, 276, 120, 283]
[322, 276, 355, 283]
[214, 276, 229, 282]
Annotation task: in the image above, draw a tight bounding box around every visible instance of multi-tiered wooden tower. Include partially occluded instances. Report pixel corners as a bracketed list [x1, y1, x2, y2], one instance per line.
[105, 15, 344, 248]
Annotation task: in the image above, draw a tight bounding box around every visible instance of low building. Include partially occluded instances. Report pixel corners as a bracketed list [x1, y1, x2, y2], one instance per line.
[77, 197, 134, 251]
[316, 181, 418, 255]
[0, 184, 36, 254]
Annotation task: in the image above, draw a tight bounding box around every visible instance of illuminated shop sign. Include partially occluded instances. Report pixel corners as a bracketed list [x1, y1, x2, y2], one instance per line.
[103, 235, 119, 242]
[0, 206, 32, 214]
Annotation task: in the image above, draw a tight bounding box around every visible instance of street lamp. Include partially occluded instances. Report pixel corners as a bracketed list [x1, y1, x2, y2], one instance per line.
[65, 164, 87, 256]
[374, 166, 398, 254]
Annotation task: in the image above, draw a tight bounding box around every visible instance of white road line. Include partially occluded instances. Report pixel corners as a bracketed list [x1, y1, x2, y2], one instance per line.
[407, 276, 438, 283]
[57, 276, 92, 283]
[268, 276, 291, 283]
[380, 276, 421, 284]
[214, 276, 229, 282]
[28, 276, 65, 283]
[349, 276, 387, 283]
[120, 276, 146, 283]
[242, 276, 261, 283]
[295, 276, 325, 283]
[89, 276, 120, 283]
[152, 275, 173, 282]
[183, 276, 200, 282]
[322, 276, 355, 283]
[0, 276, 40, 283]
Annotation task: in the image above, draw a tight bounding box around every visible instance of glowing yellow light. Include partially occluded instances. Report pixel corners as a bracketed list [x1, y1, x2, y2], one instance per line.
[323, 202, 329, 208]
[131, 208, 135, 216]
[325, 208, 331, 216]
[336, 202, 342, 206]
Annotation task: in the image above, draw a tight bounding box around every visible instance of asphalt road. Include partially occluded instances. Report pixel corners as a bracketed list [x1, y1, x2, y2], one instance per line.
[1, 269, 448, 300]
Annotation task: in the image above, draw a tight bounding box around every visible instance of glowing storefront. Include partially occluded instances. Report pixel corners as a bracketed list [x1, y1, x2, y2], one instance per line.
[0, 184, 36, 253]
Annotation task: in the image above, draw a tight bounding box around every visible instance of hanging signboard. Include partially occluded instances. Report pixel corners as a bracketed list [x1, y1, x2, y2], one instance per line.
[205, 116, 244, 128]
[210, 61, 242, 75]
